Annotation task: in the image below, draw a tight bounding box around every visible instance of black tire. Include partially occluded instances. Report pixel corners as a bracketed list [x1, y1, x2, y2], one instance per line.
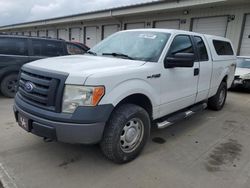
[208, 82, 227, 111]
[0, 73, 18, 98]
[100, 104, 150, 164]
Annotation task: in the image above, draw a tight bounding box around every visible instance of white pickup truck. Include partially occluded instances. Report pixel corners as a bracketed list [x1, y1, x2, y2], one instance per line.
[14, 29, 236, 163]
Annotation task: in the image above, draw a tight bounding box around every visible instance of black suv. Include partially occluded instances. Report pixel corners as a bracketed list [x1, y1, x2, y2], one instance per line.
[0, 35, 89, 98]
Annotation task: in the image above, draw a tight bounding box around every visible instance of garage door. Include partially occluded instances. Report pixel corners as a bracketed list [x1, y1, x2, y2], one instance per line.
[154, 20, 180, 29]
[192, 16, 228, 37]
[58, 29, 68, 41]
[24, 31, 30, 36]
[38, 30, 47, 37]
[30, 31, 37, 37]
[70, 28, 82, 42]
[103, 25, 119, 39]
[125, 22, 145, 30]
[240, 14, 250, 56]
[48, 30, 57, 39]
[85, 26, 98, 48]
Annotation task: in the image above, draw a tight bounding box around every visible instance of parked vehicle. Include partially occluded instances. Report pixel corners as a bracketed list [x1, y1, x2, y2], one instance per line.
[231, 56, 250, 89]
[13, 29, 236, 163]
[0, 35, 88, 97]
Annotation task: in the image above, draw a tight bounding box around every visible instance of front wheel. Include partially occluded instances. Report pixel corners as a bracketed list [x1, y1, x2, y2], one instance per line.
[100, 104, 150, 164]
[0, 73, 18, 98]
[208, 82, 227, 111]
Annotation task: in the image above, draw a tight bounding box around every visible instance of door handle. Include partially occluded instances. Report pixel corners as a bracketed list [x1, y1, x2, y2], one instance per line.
[194, 68, 199, 76]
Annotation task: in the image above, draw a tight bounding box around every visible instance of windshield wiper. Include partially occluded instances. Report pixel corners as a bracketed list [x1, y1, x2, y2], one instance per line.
[86, 50, 97, 56]
[102, 52, 135, 60]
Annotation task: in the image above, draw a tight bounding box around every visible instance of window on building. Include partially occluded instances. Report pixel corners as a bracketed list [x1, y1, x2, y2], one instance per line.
[32, 39, 64, 57]
[213, 40, 234, 55]
[0, 37, 28, 56]
[194, 36, 209, 61]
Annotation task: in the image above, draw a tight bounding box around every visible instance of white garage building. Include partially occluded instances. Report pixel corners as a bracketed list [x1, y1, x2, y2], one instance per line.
[0, 0, 250, 55]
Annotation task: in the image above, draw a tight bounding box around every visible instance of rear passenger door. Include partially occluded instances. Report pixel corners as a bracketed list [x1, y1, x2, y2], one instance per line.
[193, 35, 212, 103]
[159, 34, 199, 117]
[0, 37, 30, 70]
[29, 39, 65, 61]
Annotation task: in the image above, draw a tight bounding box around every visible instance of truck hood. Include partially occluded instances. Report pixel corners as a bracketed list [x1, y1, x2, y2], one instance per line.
[235, 67, 250, 76]
[25, 55, 146, 84]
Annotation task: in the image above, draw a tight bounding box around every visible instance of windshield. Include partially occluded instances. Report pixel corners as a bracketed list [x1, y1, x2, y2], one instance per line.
[237, 58, 250, 68]
[90, 31, 171, 62]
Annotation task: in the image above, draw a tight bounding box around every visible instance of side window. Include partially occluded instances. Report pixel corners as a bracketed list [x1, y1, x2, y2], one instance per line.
[213, 40, 234, 55]
[168, 35, 194, 56]
[32, 39, 64, 57]
[194, 36, 209, 61]
[67, 43, 85, 55]
[0, 37, 28, 56]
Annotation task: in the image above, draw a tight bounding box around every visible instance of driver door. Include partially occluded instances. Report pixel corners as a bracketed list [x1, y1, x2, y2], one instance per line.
[159, 34, 199, 117]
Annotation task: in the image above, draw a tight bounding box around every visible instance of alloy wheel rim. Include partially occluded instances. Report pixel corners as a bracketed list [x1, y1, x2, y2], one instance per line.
[7, 79, 18, 93]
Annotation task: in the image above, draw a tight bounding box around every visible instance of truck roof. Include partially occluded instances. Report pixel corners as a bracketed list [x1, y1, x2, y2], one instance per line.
[120, 28, 231, 42]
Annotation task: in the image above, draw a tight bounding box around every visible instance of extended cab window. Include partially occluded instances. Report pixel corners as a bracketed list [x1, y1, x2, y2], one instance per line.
[0, 37, 28, 56]
[194, 36, 208, 61]
[168, 35, 194, 56]
[32, 39, 64, 57]
[213, 40, 234, 55]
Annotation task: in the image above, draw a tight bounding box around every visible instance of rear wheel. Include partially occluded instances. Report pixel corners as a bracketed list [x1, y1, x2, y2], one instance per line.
[0, 74, 18, 98]
[208, 82, 227, 111]
[100, 104, 150, 164]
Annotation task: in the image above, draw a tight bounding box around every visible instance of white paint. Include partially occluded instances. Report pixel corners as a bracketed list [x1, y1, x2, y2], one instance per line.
[58, 28, 68, 41]
[38, 30, 46, 37]
[103, 25, 119, 39]
[47, 29, 57, 39]
[125, 22, 145, 30]
[154, 20, 180, 29]
[192, 16, 228, 37]
[30, 31, 37, 37]
[70, 28, 81, 42]
[240, 14, 250, 56]
[85, 26, 98, 48]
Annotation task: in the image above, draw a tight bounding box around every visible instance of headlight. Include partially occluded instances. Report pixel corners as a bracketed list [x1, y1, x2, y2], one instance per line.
[240, 73, 250, 80]
[62, 85, 105, 113]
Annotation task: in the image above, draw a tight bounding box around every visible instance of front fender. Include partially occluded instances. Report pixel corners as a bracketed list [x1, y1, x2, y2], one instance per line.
[99, 78, 160, 108]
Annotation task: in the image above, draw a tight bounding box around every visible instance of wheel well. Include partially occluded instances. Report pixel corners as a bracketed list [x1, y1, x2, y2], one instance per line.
[116, 94, 153, 119]
[0, 71, 19, 83]
[222, 75, 228, 83]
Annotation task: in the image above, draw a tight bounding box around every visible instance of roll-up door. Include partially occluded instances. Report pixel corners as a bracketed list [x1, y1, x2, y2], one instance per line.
[103, 25, 119, 39]
[85, 26, 98, 48]
[30, 31, 37, 37]
[38, 30, 47, 37]
[58, 29, 68, 41]
[125, 22, 145, 30]
[240, 14, 250, 56]
[192, 16, 228, 37]
[71, 28, 82, 42]
[48, 30, 57, 39]
[154, 20, 180, 29]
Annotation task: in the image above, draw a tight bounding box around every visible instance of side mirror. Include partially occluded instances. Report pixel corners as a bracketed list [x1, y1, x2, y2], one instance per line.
[164, 53, 195, 68]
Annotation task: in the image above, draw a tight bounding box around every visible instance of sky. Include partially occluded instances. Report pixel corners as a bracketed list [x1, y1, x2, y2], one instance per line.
[0, 0, 159, 26]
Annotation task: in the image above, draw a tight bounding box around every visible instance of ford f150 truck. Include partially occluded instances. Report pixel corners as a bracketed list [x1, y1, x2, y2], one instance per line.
[13, 29, 236, 163]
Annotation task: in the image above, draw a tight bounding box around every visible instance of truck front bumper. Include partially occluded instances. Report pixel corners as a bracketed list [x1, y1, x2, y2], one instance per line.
[14, 95, 114, 144]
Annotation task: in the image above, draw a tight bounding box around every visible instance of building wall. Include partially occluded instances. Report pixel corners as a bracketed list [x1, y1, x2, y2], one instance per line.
[4, 3, 250, 54]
